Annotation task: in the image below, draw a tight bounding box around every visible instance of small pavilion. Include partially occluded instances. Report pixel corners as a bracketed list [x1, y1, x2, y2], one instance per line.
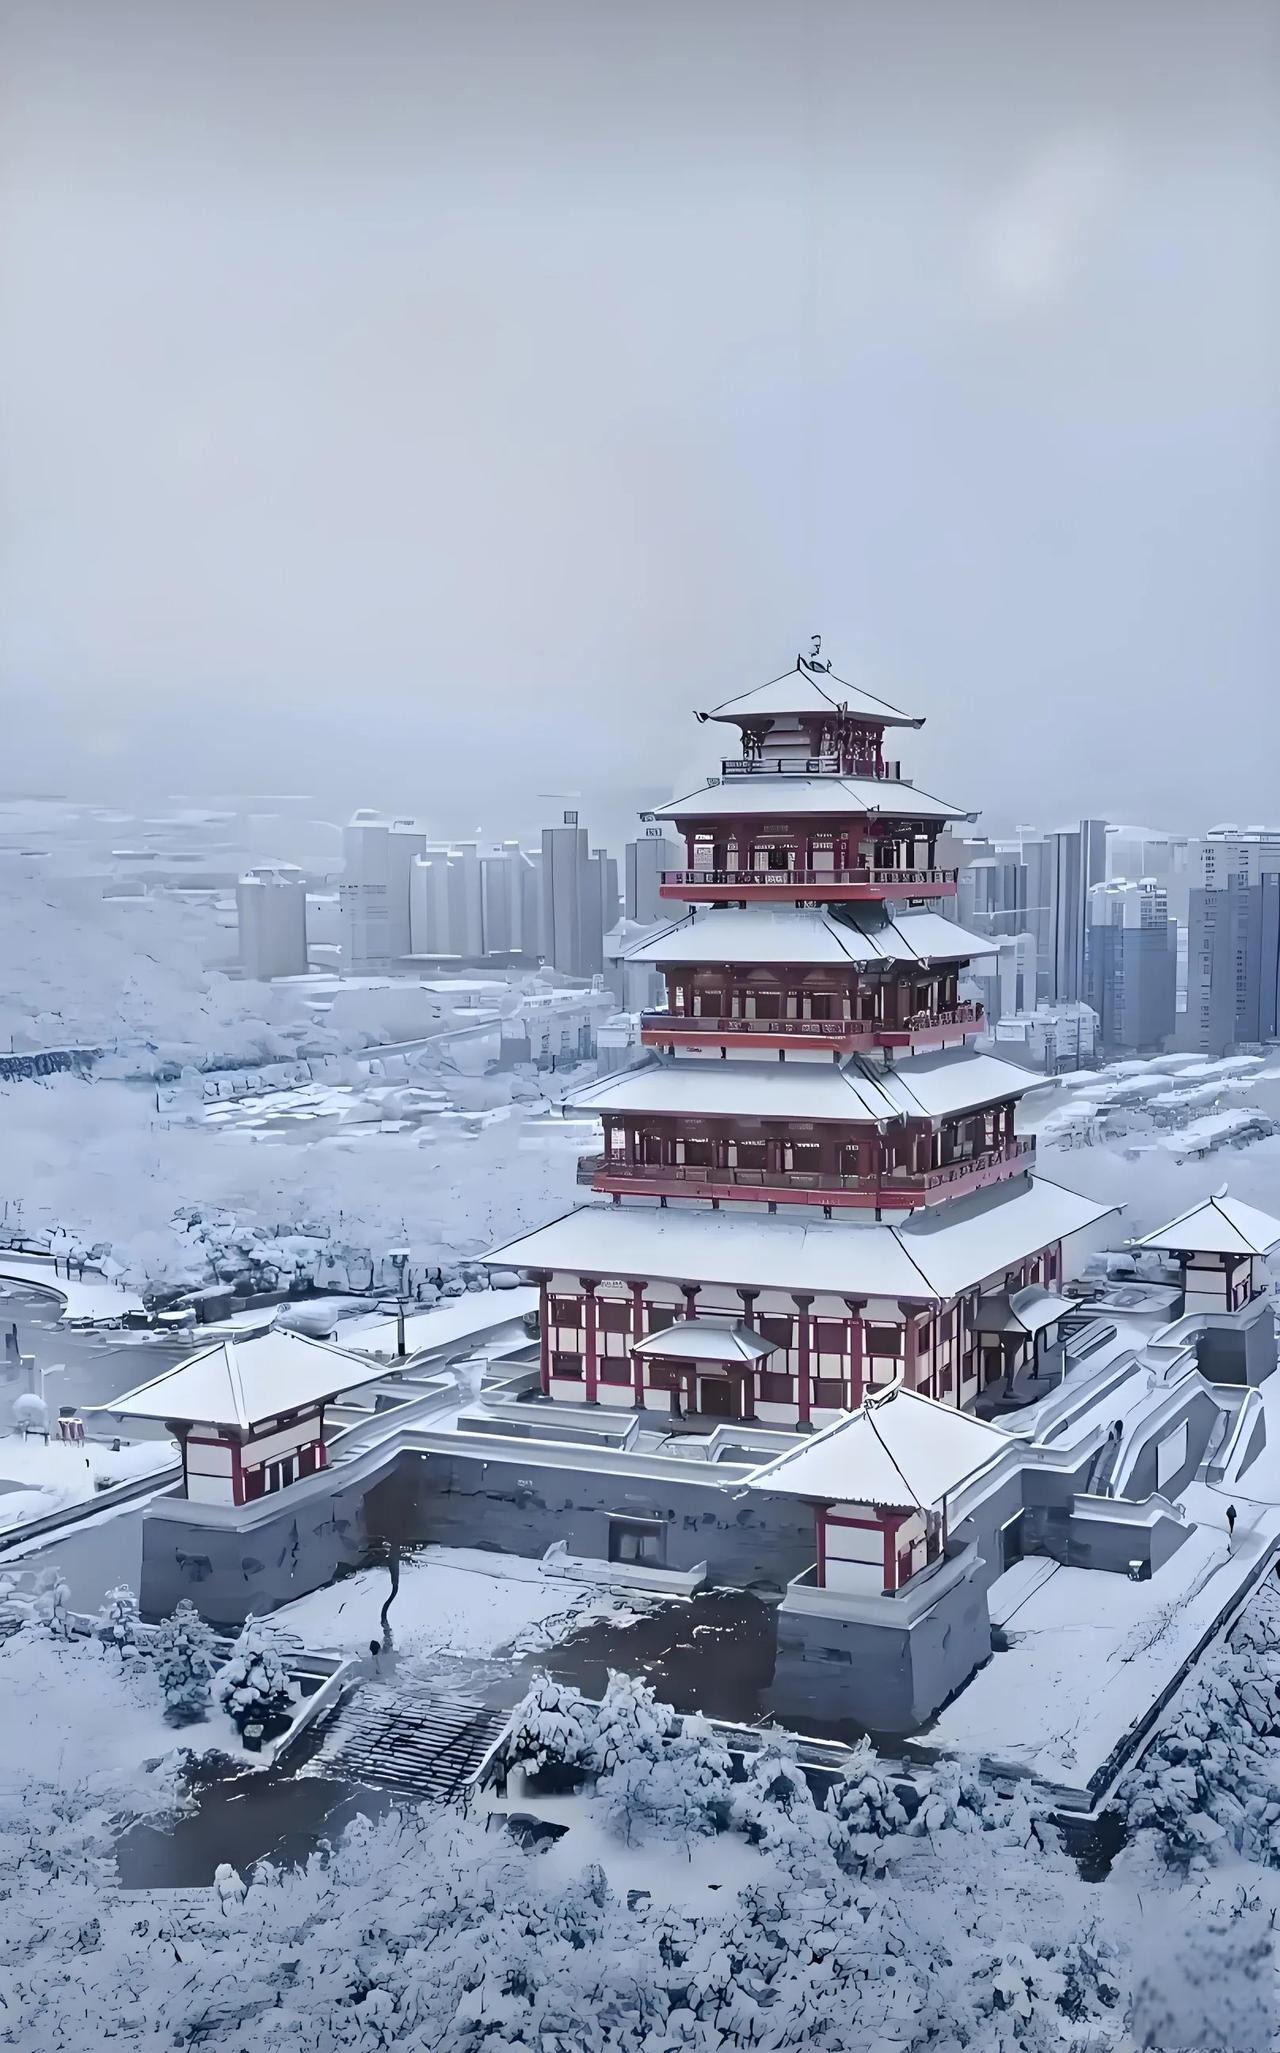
[628, 1320, 776, 1421]
[745, 1386, 1006, 1594]
[1132, 1194, 1280, 1319]
[94, 1331, 390, 1506]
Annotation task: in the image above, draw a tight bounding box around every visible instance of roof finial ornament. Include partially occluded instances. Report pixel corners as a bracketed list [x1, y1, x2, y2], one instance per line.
[802, 633, 830, 673]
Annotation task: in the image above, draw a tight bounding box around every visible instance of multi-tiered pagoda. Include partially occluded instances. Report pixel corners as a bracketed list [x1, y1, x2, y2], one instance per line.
[488, 651, 1110, 1430]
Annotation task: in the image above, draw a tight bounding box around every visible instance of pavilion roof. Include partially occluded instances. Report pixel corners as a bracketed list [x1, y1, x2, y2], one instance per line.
[743, 1386, 1006, 1509]
[1131, 1193, 1280, 1259]
[622, 905, 997, 968]
[655, 775, 972, 825]
[698, 661, 923, 731]
[630, 1322, 776, 1364]
[481, 1174, 1118, 1305]
[90, 1331, 390, 1432]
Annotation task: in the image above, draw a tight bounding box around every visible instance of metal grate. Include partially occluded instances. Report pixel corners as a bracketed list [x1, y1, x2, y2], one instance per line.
[304, 1682, 508, 1802]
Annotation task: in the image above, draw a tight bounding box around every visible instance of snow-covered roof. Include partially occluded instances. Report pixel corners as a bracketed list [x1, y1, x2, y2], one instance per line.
[655, 777, 971, 825]
[622, 906, 996, 968]
[630, 1322, 776, 1364]
[699, 662, 923, 731]
[1131, 1194, 1280, 1259]
[971, 1284, 1075, 1338]
[566, 1058, 902, 1124]
[91, 1331, 390, 1430]
[481, 1175, 1118, 1304]
[744, 1387, 1006, 1508]
[869, 1047, 1036, 1121]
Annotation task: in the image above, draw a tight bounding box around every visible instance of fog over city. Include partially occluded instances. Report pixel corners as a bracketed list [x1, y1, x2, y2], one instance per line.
[2, 0, 1278, 837]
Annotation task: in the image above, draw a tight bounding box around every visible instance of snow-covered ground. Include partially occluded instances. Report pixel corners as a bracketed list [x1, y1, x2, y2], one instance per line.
[0, 1253, 144, 1321]
[338, 1286, 537, 1359]
[929, 1510, 1280, 1788]
[0, 1430, 176, 1533]
[270, 1545, 642, 1666]
[0, 1628, 212, 1810]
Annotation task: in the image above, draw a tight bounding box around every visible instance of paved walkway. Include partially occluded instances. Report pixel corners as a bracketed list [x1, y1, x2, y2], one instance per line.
[0, 1254, 143, 1322]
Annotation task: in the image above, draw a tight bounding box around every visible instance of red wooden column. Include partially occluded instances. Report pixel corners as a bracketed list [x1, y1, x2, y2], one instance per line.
[844, 1296, 867, 1409]
[582, 1278, 599, 1404]
[629, 1280, 646, 1406]
[536, 1274, 551, 1396]
[681, 1284, 700, 1416]
[793, 1293, 813, 1429]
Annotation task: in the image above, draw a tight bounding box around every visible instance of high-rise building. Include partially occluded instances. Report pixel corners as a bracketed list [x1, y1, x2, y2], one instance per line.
[1181, 872, 1280, 1057]
[1085, 879, 1177, 1054]
[236, 864, 309, 981]
[339, 812, 392, 970]
[1045, 820, 1108, 1005]
[540, 812, 608, 978]
[409, 840, 538, 962]
[957, 852, 1029, 939]
[626, 831, 682, 924]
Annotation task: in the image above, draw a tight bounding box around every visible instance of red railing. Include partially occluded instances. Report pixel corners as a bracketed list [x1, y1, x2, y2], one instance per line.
[660, 866, 958, 892]
[640, 1002, 984, 1044]
[720, 755, 904, 781]
[578, 1137, 1034, 1204]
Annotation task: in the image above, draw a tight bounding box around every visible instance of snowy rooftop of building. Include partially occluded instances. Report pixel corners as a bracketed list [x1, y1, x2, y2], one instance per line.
[622, 905, 997, 967]
[971, 1284, 1075, 1338]
[89, 1331, 391, 1431]
[655, 776, 972, 824]
[698, 660, 924, 730]
[1131, 1193, 1280, 1259]
[744, 1386, 1006, 1508]
[565, 1057, 902, 1124]
[566, 1046, 1033, 1127]
[871, 1047, 1038, 1121]
[630, 1322, 775, 1364]
[482, 1175, 1117, 1304]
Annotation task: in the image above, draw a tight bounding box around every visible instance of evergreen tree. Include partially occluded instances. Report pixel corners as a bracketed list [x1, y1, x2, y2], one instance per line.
[153, 1599, 219, 1725]
[215, 1618, 296, 1732]
[96, 1585, 141, 1661]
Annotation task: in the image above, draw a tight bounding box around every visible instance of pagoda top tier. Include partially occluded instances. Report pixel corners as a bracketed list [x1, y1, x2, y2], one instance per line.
[698, 651, 923, 735]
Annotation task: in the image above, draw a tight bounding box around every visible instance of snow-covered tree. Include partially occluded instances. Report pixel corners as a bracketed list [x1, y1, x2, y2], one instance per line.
[589, 1668, 673, 1774]
[598, 1712, 734, 1848]
[214, 1618, 296, 1732]
[153, 1599, 218, 1725]
[32, 1564, 71, 1640]
[96, 1585, 141, 1661]
[1121, 1635, 1280, 1868]
[504, 1673, 598, 1778]
[910, 1754, 998, 1836]
[12, 1390, 48, 1438]
[824, 1735, 909, 1874]
[731, 1735, 831, 1877]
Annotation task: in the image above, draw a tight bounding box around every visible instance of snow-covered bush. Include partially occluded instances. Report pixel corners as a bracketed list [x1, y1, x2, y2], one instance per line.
[32, 1565, 71, 1640]
[153, 1599, 219, 1725]
[96, 1586, 141, 1661]
[215, 1619, 296, 1732]
[590, 1668, 674, 1774]
[911, 1755, 998, 1836]
[1121, 1633, 1280, 1868]
[598, 1711, 734, 1848]
[12, 1390, 48, 1438]
[731, 1736, 832, 1877]
[824, 1736, 908, 1873]
[504, 1673, 598, 1779]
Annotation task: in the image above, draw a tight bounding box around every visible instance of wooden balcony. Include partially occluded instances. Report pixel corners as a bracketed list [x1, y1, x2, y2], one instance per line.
[639, 1002, 983, 1055]
[577, 1136, 1035, 1210]
[720, 755, 903, 781]
[659, 867, 958, 904]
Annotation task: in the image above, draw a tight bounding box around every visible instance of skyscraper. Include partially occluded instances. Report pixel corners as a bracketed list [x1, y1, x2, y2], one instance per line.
[1085, 879, 1177, 1054]
[236, 864, 309, 981]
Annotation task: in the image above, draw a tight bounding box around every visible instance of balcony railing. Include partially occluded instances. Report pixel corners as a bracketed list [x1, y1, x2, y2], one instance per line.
[578, 1137, 1035, 1207]
[640, 1002, 984, 1046]
[720, 755, 904, 781]
[660, 866, 958, 894]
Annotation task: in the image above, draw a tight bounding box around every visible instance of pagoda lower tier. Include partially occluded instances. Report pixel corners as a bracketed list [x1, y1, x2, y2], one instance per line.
[483, 1175, 1116, 1431]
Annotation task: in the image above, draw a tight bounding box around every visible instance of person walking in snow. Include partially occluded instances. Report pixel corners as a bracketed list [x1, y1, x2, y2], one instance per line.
[1226, 1503, 1238, 1546]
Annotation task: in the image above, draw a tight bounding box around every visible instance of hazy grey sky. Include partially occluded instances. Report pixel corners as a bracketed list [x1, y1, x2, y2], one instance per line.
[2, 0, 1277, 841]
